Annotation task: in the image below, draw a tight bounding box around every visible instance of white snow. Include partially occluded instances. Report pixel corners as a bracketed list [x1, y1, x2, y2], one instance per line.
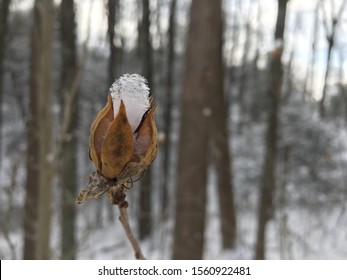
[109, 74, 150, 131]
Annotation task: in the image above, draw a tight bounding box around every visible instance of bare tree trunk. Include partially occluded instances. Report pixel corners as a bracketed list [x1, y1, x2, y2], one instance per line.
[35, 0, 54, 260]
[172, 0, 223, 260]
[23, 73, 40, 259]
[305, 2, 319, 99]
[208, 0, 237, 250]
[320, 36, 333, 118]
[138, 0, 153, 240]
[237, 3, 253, 133]
[107, 0, 120, 85]
[278, 147, 291, 259]
[59, 0, 78, 260]
[161, 0, 176, 217]
[229, 0, 241, 67]
[319, 0, 347, 118]
[0, 0, 11, 169]
[255, 0, 288, 260]
[338, 50, 347, 124]
[23, 0, 54, 260]
[250, 0, 263, 121]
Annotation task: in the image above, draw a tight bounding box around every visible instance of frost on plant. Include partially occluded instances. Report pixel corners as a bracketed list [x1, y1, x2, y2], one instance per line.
[110, 74, 150, 131]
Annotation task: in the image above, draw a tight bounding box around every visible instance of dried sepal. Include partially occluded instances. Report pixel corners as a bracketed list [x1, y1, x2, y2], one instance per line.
[101, 100, 133, 179]
[89, 95, 114, 173]
[116, 104, 158, 184]
[76, 171, 117, 204]
[134, 103, 158, 165]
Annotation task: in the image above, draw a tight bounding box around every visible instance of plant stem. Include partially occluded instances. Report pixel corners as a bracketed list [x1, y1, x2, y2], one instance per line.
[108, 185, 146, 260]
[118, 202, 146, 260]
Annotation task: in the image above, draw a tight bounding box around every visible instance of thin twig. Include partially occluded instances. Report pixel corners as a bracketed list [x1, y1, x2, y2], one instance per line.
[108, 184, 146, 260]
[118, 203, 146, 260]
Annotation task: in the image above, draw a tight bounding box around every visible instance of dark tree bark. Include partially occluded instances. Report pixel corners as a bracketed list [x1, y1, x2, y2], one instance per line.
[107, 0, 120, 85]
[138, 0, 153, 240]
[208, 0, 237, 249]
[23, 0, 54, 259]
[0, 0, 11, 169]
[255, 0, 288, 260]
[36, 0, 54, 260]
[23, 36, 40, 259]
[237, 3, 253, 133]
[161, 0, 176, 217]
[59, 0, 78, 260]
[250, 1, 263, 121]
[172, 0, 223, 260]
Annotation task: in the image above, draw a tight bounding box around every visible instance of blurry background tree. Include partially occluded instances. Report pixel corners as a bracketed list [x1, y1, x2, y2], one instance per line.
[0, 0, 11, 167]
[172, 0, 211, 259]
[255, 0, 289, 260]
[23, 0, 54, 260]
[172, 0, 236, 259]
[1, 0, 347, 260]
[161, 0, 176, 218]
[59, 0, 78, 260]
[107, 0, 121, 85]
[137, 0, 154, 241]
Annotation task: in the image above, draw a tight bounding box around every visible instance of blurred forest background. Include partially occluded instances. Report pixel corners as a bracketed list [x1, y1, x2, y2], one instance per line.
[1, 0, 347, 260]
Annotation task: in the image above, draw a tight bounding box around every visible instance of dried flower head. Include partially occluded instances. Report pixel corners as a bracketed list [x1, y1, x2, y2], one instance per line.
[76, 74, 158, 204]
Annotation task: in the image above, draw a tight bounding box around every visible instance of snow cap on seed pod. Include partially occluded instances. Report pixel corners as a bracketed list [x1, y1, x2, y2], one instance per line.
[110, 74, 151, 131]
[89, 74, 158, 181]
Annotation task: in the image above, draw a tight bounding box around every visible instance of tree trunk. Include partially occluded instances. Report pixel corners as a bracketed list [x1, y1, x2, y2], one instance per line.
[107, 0, 120, 85]
[305, 2, 319, 99]
[320, 38, 333, 118]
[319, 0, 347, 118]
[23, 61, 40, 259]
[237, 5, 252, 134]
[255, 0, 288, 260]
[23, 0, 54, 260]
[59, 0, 78, 260]
[0, 0, 11, 169]
[161, 0, 176, 217]
[35, 0, 54, 260]
[207, 0, 237, 250]
[138, 0, 153, 240]
[172, 0, 222, 260]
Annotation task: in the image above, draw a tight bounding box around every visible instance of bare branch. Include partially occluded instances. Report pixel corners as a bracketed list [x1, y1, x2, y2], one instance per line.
[108, 185, 146, 260]
[118, 204, 146, 260]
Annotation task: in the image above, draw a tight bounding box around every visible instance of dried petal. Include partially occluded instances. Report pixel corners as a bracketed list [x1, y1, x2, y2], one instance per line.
[115, 104, 158, 184]
[134, 103, 158, 165]
[101, 100, 134, 179]
[89, 95, 114, 173]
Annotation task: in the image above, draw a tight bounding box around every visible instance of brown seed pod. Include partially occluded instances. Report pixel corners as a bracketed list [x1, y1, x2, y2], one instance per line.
[89, 95, 157, 181]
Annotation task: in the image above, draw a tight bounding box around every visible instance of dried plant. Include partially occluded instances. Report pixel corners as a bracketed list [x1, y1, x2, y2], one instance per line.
[76, 74, 158, 259]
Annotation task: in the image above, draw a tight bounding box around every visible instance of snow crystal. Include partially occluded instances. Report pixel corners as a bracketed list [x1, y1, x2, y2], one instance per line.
[109, 74, 150, 131]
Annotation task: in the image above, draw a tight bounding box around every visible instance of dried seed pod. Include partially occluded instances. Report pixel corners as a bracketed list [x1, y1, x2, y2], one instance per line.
[79, 74, 158, 203]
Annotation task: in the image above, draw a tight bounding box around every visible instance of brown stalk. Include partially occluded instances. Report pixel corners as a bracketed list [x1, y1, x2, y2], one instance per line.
[108, 185, 146, 260]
